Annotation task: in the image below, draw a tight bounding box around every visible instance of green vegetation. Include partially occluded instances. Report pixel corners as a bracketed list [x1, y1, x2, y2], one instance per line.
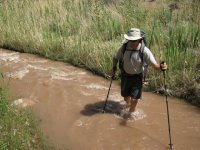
[0, 75, 51, 149]
[0, 0, 199, 106]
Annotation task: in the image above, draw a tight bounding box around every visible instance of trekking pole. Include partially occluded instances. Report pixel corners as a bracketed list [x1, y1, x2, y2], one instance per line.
[102, 75, 114, 113]
[162, 62, 173, 149]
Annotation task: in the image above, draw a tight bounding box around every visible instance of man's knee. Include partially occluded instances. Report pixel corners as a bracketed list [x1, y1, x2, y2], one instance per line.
[124, 96, 131, 101]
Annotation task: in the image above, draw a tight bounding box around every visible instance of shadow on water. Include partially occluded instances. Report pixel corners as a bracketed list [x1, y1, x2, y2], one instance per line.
[80, 100, 122, 116]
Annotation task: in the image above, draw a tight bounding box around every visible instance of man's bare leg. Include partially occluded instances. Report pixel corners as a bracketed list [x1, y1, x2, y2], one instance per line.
[129, 99, 138, 113]
[122, 96, 134, 119]
[124, 96, 131, 108]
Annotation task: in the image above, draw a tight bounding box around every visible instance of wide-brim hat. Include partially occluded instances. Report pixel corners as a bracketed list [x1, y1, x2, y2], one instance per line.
[124, 28, 142, 41]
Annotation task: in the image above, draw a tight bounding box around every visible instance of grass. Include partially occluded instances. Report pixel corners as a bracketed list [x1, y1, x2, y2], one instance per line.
[0, 0, 199, 106]
[0, 75, 52, 150]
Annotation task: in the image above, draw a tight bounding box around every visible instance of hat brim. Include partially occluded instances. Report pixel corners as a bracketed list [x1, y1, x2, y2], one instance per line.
[124, 34, 142, 41]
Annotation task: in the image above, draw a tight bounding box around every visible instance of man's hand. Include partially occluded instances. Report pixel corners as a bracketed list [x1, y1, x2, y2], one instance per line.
[160, 61, 168, 71]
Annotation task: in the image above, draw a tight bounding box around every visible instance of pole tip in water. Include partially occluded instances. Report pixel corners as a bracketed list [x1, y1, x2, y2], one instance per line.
[102, 109, 105, 113]
[169, 144, 174, 149]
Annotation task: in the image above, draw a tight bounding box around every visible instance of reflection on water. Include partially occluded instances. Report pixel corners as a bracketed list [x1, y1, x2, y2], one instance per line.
[0, 49, 200, 150]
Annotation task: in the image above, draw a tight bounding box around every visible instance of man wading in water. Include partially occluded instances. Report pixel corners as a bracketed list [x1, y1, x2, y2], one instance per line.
[112, 28, 167, 119]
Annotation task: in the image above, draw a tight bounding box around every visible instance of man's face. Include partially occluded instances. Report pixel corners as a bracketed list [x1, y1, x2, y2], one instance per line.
[129, 40, 140, 49]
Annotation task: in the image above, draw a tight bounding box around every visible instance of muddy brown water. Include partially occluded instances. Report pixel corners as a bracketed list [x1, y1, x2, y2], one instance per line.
[0, 48, 200, 150]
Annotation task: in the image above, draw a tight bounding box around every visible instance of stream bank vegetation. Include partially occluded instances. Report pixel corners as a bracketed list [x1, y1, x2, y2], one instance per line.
[0, 0, 199, 106]
[0, 74, 52, 149]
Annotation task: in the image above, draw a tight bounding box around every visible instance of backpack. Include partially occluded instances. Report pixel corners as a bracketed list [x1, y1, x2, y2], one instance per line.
[119, 30, 148, 81]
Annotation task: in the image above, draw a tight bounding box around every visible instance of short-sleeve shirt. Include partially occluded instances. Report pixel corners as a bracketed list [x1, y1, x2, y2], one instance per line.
[114, 42, 157, 74]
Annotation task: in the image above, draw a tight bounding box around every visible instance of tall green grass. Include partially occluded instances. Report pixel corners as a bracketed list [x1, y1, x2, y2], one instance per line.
[0, 0, 199, 105]
[0, 75, 52, 149]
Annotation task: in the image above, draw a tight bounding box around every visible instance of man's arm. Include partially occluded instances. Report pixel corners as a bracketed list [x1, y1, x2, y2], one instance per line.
[112, 57, 118, 75]
[112, 57, 118, 69]
[111, 45, 124, 75]
[143, 47, 167, 71]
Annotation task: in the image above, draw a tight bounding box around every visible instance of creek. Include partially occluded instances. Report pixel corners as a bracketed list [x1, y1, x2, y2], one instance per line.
[0, 48, 199, 150]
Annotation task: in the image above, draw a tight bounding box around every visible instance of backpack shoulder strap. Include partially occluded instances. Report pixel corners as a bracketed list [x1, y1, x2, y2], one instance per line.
[139, 40, 145, 64]
[122, 42, 128, 55]
[119, 42, 128, 61]
[119, 42, 128, 70]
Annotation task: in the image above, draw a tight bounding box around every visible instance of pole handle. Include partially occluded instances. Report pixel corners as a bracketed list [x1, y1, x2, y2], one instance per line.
[160, 61, 167, 72]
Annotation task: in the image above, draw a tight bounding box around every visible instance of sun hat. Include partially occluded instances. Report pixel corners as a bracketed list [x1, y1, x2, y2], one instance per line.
[124, 28, 142, 41]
